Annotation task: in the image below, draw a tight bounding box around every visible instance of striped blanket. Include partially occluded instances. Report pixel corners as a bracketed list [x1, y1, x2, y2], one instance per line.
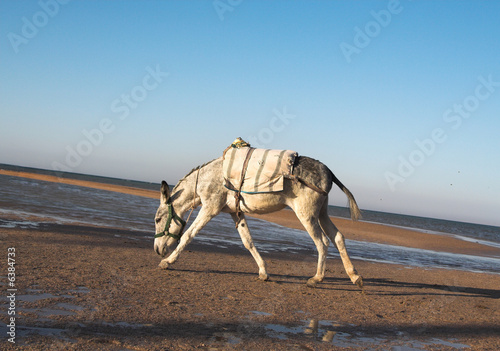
[223, 147, 297, 194]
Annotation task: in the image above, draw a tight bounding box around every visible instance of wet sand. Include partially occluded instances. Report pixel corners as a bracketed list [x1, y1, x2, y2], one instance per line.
[1, 171, 500, 350]
[1, 222, 499, 350]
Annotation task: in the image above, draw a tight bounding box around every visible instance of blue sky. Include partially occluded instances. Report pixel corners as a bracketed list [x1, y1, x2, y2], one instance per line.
[1, 0, 499, 226]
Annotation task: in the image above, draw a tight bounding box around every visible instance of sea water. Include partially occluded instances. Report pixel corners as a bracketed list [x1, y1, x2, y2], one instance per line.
[1, 166, 499, 274]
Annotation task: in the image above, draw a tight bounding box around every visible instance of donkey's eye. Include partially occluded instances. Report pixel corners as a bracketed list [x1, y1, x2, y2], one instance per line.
[155, 218, 161, 224]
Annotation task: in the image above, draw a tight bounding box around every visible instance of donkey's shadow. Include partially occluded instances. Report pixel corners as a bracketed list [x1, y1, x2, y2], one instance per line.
[170, 266, 500, 299]
[355, 277, 500, 299]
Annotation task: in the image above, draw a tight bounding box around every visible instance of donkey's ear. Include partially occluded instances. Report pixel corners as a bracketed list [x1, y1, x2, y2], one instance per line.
[160, 180, 170, 204]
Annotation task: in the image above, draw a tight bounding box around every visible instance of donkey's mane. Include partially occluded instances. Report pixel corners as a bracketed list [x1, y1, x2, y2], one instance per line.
[172, 157, 219, 192]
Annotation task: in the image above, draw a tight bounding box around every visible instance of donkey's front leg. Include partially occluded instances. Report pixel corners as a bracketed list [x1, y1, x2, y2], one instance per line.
[159, 208, 218, 269]
[230, 213, 269, 281]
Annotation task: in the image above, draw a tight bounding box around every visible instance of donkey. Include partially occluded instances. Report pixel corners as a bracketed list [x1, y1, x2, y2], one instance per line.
[154, 155, 363, 288]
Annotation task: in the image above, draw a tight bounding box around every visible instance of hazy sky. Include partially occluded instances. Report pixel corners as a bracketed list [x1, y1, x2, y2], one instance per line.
[1, 1, 499, 226]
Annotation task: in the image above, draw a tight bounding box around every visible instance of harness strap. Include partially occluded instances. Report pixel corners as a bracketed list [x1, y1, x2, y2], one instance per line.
[154, 201, 187, 240]
[184, 168, 200, 227]
[234, 147, 255, 227]
[154, 168, 200, 241]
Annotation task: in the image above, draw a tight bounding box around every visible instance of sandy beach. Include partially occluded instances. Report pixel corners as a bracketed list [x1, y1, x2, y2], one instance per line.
[1, 171, 499, 350]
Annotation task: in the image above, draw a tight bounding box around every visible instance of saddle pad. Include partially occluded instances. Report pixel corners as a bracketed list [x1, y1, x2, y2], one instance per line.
[223, 147, 297, 194]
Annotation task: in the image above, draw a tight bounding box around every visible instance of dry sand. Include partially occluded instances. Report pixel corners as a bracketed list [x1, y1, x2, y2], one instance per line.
[1, 171, 499, 350]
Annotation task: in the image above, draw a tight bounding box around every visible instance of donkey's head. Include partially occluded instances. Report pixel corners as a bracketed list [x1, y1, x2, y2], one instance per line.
[154, 181, 186, 257]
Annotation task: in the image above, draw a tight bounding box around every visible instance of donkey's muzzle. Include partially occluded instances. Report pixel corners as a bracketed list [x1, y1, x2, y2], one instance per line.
[154, 243, 165, 257]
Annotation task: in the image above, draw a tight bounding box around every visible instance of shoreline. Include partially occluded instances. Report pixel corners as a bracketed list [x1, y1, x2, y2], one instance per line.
[0, 169, 158, 199]
[2, 169, 499, 259]
[248, 211, 500, 258]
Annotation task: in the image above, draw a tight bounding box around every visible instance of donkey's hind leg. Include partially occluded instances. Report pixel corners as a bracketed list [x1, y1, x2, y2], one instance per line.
[319, 202, 363, 289]
[231, 213, 269, 281]
[293, 210, 329, 288]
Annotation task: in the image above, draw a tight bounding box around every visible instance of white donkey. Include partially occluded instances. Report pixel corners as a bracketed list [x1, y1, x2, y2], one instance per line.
[154, 156, 363, 288]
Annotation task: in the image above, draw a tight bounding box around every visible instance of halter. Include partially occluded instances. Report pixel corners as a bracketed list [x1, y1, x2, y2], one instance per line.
[154, 200, 186, 241]
[154, 168, 199, 241]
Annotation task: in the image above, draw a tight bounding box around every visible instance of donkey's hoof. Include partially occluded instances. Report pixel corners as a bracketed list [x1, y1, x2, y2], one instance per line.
[158, 261, 169, 270]
[306, 278, 319, 288]
[354, 276, 364, 290]
[258, 273, 269, 281]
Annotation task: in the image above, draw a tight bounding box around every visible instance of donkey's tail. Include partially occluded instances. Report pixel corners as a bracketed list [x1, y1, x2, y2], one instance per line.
[330, 170, 361, 221]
